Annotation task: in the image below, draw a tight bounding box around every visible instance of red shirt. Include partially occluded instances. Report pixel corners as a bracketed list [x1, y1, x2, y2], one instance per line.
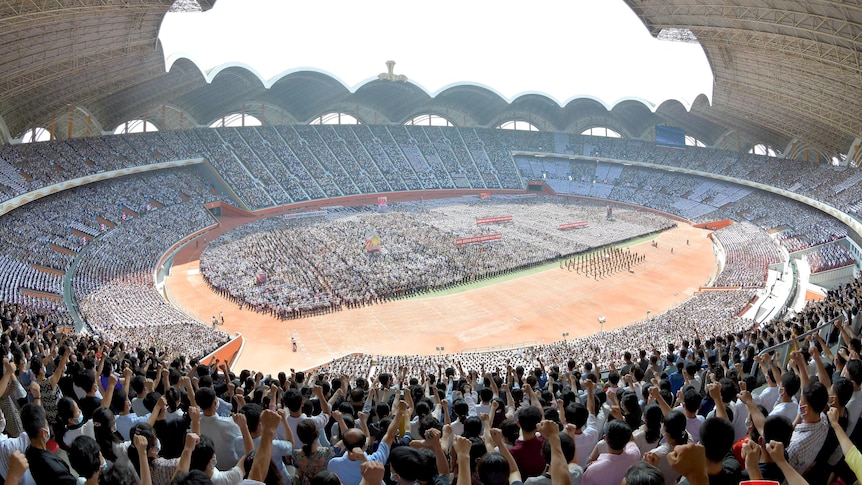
[510, 436, 546, 479]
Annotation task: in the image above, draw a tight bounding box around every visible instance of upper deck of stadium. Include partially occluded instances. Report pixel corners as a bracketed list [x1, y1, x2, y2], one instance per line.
[0, 0, 860, 164]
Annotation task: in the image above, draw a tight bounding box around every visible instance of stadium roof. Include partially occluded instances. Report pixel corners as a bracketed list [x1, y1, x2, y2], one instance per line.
[0, 0, 859, 161]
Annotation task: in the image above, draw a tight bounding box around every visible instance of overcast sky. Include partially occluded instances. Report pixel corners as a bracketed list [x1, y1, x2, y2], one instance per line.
[159, 0, 713, 110]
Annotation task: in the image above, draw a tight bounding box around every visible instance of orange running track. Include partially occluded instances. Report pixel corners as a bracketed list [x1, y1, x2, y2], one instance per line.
[166, 217, 715, 374]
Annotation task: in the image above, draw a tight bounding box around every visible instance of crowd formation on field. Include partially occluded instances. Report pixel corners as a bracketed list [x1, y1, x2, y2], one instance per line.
[200, 198, 673, 319]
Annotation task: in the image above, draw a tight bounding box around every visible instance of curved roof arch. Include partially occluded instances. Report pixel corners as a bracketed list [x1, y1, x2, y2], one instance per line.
[0, 0, 859, 159]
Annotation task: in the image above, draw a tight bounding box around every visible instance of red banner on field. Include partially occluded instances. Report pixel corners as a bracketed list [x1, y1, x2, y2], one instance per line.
[480, 192, 491, 200]
[455, 233, 502, 246]
[476, 216, 512, 225]
[558, 221, 588, 230]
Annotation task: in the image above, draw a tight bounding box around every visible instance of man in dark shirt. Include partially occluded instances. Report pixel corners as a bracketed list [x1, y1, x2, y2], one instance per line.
[509, 406, 545, 479]
[21, 403, 76, 485]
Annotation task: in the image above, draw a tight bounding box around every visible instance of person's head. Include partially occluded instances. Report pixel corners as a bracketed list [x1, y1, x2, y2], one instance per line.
[283, 388, 303, 413]
[342, 428, 366, 452]
[622, 462, 664, 485]
[642, 404, 663, 444]
[541, 431, 575, 466]
[832, 376, 855, 408]
[311, 471, 342, 485]
[662, 410, 688, 445]
[194, 387, 217, 412]
[699, 417, 734, 463]
[605, 419, 633, 452]
[499, 418, 520, 445]
[800, 380, 829, 421]
[297, 419, 320, 455]
[779, 372, 801, 399]
[58, 396, 83, 428]
[240, 403, 264, 434]
[68, 435, 103, 481]
[101, 463, 143, 485]
[21, 402, 48, 443]
[127, 422, 159, 476]
[682, 386, 702, 414]
[761, 415, 793, 449]
[843, 358, 862, 387]
[91, 407, 121, 461]
[718, 378, 738, 404]
[389, 446, 424, 484]
[477, 452, 509, 485]
[517, 406, 542, 433]
[189, 434, 217, 474]
[566, 402, 588, 429]
[463, 416, 482, 438]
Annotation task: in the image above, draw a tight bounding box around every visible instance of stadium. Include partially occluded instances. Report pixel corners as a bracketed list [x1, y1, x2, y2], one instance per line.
[2, 1, 862, 484]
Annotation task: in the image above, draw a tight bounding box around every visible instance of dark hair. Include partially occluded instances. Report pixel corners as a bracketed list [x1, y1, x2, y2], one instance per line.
[780, 372, 801, 398]
[517, 406, 542, 432]
[242, 451, 287, 485]
[477, 452, 509, 485]
[833, 376, 855, 407]
[92, 407, 121, 462]
[605, 420, 633, 451]
[643, 404, 663, 444]
[195, 387, 216, 411]
[127, 422, 157, 476]
[699, 417, 734, 462]
[241, 403, 263, 432]
[541, 431, 575, 465]
[284, 388, 303, 412]
[68, 435, 101, 479]
[463, 416, 482, 438]
[189, 434, 216, 473]
[803, 381, 829, 414]
[624, 461, 664, 485]
[390, 446, 424, 482]
[499, 418, 520, 444]
[682, 386, 702, 413]
[762, 415, 794, 447]
[846, 359, 862, 386]
[21, 402, 47, 437]
[311, 471, 341, 485]
[297, 419, 319, 456]
[663, 410, 688, 445]
[101, 463, 142, 485]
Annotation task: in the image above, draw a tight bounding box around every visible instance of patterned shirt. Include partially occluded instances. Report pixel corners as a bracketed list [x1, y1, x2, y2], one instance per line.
[788, 416, 829, 474]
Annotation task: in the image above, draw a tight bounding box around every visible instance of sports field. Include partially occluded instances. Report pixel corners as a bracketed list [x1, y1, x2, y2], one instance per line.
[166, 213, 716, 374]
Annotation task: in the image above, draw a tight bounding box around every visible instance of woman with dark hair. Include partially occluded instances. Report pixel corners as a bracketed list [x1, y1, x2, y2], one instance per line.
[31, 346, 70, 426]
[127, 422, 181, 485]
[645, 410, 690, 485]
[633, 404, 663, 455]
[91, 407, 130, 468]
[292, 419, 335, 485]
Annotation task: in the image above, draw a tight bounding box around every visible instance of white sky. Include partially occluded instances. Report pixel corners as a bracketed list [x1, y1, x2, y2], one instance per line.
[159, 0, 713, 110]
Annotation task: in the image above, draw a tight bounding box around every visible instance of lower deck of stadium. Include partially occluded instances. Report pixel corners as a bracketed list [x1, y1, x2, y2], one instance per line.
[166, 215, 715, 374]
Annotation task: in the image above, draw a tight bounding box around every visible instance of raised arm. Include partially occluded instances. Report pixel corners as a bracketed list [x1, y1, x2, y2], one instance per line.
[313, 384, 331, 416]
[539, 421, 570, 485]
[490, 427, 522, 485]
[382, 400, 407, 447]
[50, 347, 72, 389]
